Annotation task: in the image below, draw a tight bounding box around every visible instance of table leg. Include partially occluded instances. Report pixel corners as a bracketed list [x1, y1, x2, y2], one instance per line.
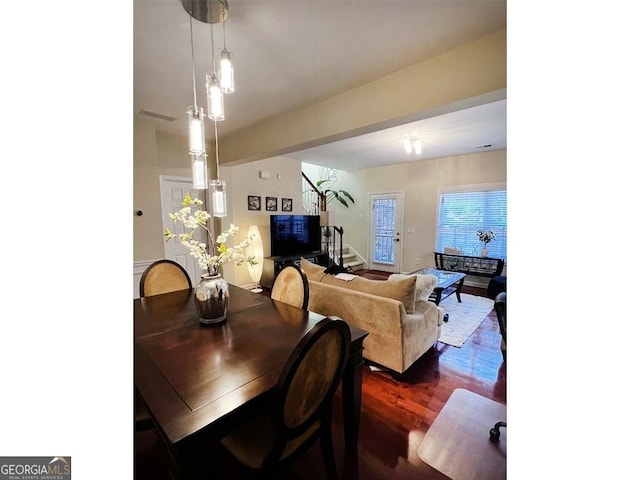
[433, 288, 443, 305]
[455, 277, 465, 303]
[342, 341, 365, 450]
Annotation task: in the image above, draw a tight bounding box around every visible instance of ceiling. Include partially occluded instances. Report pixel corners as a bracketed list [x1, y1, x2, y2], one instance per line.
[134, 0, 507, 171]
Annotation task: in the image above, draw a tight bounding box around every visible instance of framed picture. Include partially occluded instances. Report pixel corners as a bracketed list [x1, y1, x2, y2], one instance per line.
[282, 198, 293, 212]
[248, 195, 261, 211]
[266, 196, 278, 211]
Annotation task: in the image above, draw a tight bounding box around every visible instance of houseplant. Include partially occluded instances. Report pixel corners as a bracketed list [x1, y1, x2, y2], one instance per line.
[316, 179, 355, 209]
[164, 193, 255, 324]
[476, 229, 495, 257]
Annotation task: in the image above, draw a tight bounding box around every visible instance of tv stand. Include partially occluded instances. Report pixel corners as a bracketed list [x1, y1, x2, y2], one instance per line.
[261, 252, 329, 288]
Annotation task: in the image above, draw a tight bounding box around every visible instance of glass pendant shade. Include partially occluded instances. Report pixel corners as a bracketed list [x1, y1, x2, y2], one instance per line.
[206, 72, 225, 121]
[191, 153, 208, 189]
[188, 106, 206, 154]
[209, 179, 227, 217]
[219, 49, 234, 93]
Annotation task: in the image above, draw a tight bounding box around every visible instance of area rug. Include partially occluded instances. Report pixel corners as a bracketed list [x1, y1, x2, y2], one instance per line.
[437, 293, 495, 347]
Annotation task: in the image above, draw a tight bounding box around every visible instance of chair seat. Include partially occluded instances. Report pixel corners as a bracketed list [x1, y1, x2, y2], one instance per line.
[221, 408, 320, 469]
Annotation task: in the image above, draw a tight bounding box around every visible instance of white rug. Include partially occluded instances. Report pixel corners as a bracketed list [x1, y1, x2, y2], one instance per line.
[437, 293, 495, 347]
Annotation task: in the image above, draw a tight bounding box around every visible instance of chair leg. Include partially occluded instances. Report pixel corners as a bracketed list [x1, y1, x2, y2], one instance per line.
[319, 422, 338, 480]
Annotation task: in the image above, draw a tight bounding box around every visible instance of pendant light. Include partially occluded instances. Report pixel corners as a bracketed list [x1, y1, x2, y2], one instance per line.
[191, 152, 209, 189]
[187, 15, 206, 156]
[219, 20, 234, 93]
[206, 24, 225, 121]
[210, 119, 227, 217]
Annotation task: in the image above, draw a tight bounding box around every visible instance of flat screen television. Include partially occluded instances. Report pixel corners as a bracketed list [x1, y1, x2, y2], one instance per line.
[270, 214, 321, 257]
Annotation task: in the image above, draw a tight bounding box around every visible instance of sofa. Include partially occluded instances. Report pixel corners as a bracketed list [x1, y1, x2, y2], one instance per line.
[299, 258, 444, 374]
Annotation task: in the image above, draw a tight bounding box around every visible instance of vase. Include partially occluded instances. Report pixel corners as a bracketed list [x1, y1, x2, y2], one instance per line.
[481, 247, 489, 257]
[194, 273, 229, 325]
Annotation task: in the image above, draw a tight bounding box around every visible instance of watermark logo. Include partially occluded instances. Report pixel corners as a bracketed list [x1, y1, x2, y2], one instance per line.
[0, 457, 71, 480]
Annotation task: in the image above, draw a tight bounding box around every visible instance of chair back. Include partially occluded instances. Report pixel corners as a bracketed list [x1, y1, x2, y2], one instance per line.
[266, 318, 350, 463]
[271, 264, 310, 310]
[139, 259, 192, 298]
[494, 292, 506, 343]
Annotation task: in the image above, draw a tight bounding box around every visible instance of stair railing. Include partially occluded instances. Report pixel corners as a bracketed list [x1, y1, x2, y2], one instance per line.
[302, 172, 324, 215]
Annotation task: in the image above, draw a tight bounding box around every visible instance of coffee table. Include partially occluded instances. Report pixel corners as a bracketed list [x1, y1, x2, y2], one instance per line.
[412, 268, 466, 322]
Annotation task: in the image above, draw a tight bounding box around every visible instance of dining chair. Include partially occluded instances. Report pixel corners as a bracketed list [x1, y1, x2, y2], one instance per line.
[139, 259, 192, 298]
[219, 317, 351, 479]
[270, 264, 310, 310]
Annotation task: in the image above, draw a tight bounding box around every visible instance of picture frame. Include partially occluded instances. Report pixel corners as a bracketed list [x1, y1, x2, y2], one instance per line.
[248, 195, 261, 211]
[282, 198, 293, 212]
[266, 196, 278, 211]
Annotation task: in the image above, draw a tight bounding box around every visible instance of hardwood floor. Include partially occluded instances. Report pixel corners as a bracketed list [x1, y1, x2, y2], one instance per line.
[135, 270, 506, 479]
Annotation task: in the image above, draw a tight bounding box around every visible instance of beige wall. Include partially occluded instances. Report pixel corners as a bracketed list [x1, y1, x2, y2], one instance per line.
[133, 120, 194, 261]
[220, 29, 506, 165]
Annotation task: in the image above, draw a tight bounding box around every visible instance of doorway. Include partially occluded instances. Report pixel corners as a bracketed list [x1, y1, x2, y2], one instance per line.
[368, 192, 404, 273]
[160, 176, 207, 287]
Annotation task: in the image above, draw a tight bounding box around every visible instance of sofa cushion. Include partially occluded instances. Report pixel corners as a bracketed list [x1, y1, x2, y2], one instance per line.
[299, 258, 416, 312]
[388, 273, 438, 312]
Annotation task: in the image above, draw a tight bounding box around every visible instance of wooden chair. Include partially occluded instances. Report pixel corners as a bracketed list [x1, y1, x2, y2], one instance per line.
[271, 264, 310, 310]
[219, 318, 351, 479]
[137, 259, 192, 430]
[139, 259, 192, 298]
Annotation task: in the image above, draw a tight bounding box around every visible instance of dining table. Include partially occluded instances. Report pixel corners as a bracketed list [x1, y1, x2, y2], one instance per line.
[134, 283, 368, 477]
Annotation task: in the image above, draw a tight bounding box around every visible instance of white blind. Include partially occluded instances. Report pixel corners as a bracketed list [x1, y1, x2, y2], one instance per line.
[436, 189, 507, 260]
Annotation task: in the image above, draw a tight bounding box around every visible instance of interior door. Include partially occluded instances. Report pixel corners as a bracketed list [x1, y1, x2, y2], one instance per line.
[160, 176, 207, 287]
[368, 192, 403, 273]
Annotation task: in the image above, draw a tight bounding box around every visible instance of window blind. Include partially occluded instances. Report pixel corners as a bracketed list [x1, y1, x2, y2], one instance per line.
[436, 189, 507, 260]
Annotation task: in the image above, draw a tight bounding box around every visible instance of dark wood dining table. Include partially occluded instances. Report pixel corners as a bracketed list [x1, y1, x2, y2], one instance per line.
[134, 284, 368, 476]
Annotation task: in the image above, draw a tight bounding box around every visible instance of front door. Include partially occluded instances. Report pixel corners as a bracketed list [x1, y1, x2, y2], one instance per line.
[160, 176, 207, 287]
[368, 192, 403, 273]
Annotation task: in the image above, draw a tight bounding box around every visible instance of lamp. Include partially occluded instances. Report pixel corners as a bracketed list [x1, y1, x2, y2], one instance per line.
[247, 225, 263, 293]
[219, 20, 235, 93]
[206, 24, 225, 120]
[181, 0, 232, 212]
[404, 136, 422, 154]
[191, 152, 208, 189]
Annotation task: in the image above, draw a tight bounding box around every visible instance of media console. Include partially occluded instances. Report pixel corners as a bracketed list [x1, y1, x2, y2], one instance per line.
[261, 251, 329, 289]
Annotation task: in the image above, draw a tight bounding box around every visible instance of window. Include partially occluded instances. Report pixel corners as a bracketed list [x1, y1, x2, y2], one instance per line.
[436, 185, 506, 260]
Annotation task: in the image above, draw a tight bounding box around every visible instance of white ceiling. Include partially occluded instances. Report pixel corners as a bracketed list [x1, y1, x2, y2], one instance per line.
[134, 0, 507, 170]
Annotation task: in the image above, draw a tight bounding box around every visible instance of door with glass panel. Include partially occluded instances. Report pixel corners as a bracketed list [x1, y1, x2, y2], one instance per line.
[368, 193, 403, 273]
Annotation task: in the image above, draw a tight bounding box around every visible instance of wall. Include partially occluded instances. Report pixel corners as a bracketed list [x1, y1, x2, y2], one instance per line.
[331, 149, 507, 279]
[218, 156, 304, 287]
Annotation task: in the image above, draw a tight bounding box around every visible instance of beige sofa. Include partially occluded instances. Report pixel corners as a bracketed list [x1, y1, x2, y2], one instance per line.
[300, 259, 444, 374]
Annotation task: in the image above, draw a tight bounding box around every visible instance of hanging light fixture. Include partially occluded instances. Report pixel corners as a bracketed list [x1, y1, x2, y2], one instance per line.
[219, 19, 235, 93]
[404, 136, 422, 154]
[181, 0, 231, 210]
[187, 16, 206, 156]
[191, 152, 209, 189]
[206, 24, 225, 121]
[209, 119, 227, 217]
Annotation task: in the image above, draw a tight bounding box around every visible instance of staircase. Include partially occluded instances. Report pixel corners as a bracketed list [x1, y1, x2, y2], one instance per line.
[330, 246, 364, 272]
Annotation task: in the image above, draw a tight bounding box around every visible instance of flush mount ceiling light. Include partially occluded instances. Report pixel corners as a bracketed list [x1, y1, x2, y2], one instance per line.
[404, 136, 422, 154]
[181, 0, 233, 213]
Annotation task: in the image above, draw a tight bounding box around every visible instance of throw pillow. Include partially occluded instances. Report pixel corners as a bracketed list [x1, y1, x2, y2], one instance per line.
[299, 257, 326, 282]
[319, 273, 416, 313]
[388, 273, 438, 312]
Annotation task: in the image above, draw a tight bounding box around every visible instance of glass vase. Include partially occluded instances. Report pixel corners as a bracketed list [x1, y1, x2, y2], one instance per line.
[194, 273, 229, 325]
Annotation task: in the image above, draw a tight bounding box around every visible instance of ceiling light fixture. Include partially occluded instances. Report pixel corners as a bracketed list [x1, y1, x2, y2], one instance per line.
[181, 0, 231, 208]
[206, 23, 224, 121]
[219, 20, 234, 93]
[404, 136, 422, 154]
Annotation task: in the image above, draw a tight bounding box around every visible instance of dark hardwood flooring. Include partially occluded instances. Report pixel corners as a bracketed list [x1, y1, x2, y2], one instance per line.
[135, 270, 506, 479]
